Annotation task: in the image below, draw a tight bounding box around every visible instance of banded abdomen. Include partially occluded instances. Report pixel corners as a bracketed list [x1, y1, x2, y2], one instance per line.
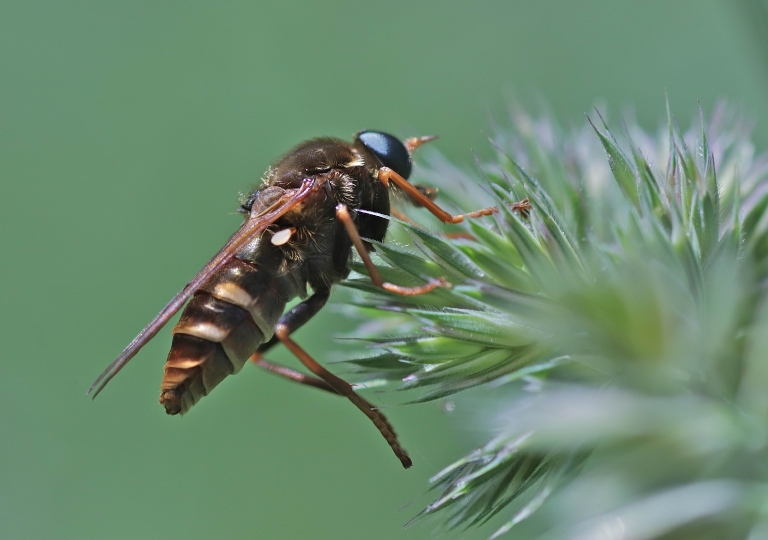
[160, 257, 297, 415]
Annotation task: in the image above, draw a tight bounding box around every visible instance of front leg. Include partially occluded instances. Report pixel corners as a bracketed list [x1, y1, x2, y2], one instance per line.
[378, 167, 497, 224]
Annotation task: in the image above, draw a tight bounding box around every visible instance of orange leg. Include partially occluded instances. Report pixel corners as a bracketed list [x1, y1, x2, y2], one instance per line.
[251, 353, 339, 395]
[444, 232, 477, 240]
[337, 205, 448, 295]
[274, 324, 413, 469]
[378, 167, 497, 224]
[413, 184, 439, 202]
[393, 207, 475, 241]
[251, 352, 402, 455]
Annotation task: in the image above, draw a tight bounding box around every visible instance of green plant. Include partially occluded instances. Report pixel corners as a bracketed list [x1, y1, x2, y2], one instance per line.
[340, 102, 768, 539]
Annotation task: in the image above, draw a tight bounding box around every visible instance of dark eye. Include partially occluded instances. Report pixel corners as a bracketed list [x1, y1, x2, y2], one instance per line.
[357, 131, 412, 180]
[238, 192, 257, 213]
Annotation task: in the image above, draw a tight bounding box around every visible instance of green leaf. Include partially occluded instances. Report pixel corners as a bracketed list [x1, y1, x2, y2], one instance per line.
[345, 353, 416, 372]
[378, 335, 486, 360]
[589, 114, 640, 207]
[409, 308, 540, 347]
[469, 220, 524, 268]
[456, 243, 538, 291]
[366, 239, 448, 280]
[406, 224, 485, 279]
[408, 345, 549, 401]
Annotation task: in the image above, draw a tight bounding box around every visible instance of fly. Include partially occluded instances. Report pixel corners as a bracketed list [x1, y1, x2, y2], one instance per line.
[87, 131, 501, 468]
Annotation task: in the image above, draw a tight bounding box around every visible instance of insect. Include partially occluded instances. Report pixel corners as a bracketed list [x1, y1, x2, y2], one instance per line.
[87, 131, 499, 468]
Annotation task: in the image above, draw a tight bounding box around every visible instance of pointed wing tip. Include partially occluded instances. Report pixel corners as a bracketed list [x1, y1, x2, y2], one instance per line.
[84, 181, 318, 405]
[85, 381, 104, 400]
[86, 369, 116, 400]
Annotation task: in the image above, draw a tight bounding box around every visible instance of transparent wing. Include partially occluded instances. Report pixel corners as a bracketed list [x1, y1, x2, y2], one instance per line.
[86, 178, 316, 399]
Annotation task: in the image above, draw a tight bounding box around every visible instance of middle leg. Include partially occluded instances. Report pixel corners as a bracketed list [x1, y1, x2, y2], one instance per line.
[337, 204, 448, 296]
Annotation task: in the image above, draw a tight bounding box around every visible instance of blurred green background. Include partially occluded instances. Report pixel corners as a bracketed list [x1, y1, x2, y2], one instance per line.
[2, 1, 768, 538]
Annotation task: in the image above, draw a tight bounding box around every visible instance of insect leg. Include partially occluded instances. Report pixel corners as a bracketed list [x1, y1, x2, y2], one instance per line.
[405, 137, 440, 204]
[255, 289, 330, 354]
[337, 204, 448, 296]
[274, 323, 413, 469]
[378, 167, 497, 224]
[254, 354, 408, 465]
[252, 356, 339, 395]
[250, 289, 339, 395]
[251, 289, 338, 394]
[411, 184, 439, 202]
[253, 287, 413, 465]
[253, 354, 402, 431]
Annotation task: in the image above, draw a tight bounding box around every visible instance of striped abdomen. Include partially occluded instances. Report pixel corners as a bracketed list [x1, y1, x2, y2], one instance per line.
[159, 258, 291, 415]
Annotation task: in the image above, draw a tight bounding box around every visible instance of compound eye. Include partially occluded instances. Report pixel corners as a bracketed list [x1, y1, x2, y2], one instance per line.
[357, 131, 412, 180]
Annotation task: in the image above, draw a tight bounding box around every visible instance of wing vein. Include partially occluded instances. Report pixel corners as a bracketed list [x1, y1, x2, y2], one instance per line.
[86, 179, 316, 398]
